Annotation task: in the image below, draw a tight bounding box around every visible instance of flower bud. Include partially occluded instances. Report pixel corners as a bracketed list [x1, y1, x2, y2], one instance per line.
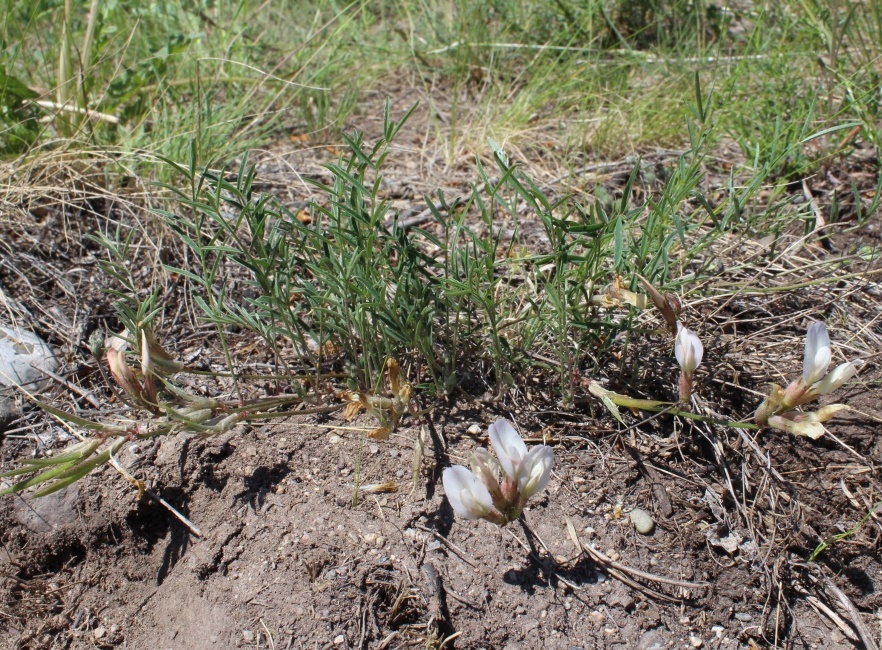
[802, 321, 831, 386]
[674, 323, 703, 376]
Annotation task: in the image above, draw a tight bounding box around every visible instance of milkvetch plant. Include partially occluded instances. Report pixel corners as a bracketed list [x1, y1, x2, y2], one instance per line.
[443, 418, 553, 525]
[755, 321, 863, 437]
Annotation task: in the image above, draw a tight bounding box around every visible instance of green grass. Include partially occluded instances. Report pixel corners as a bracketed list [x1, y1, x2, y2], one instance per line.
[0, 0, 877, 166]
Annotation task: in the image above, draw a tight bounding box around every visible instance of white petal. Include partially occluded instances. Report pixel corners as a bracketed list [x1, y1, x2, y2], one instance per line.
[489, 418, 527, 479]
[443, 465, 493, 519]
[675, 326, 703, 375]
[803, 321, 831, 385]
[519, 445, 554, 500]
[811, 360, 862, 396]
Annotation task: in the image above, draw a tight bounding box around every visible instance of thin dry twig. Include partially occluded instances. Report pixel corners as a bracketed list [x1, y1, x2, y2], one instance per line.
[566, 518, 708, 603]
[414, 524, 476, 569]
[814, 574, 880, 650]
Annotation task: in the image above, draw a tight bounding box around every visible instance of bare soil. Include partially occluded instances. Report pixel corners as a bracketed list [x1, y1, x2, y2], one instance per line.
[1, 97, 881, 650]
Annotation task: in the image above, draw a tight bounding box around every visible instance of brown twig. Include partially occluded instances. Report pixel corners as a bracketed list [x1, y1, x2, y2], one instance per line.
[566, 517, 708, 602]
[414, 524, 476, 568]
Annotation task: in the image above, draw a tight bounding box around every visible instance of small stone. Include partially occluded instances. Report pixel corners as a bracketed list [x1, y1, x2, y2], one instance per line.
[689, 636, 703, 648]
[334, 634, 345, 644]
[363, 533, 378, 544]
[522, 618, 539, 632]
[588, 611, 605, 624]
[607, 550, 621, 562]
[636, 630, 668, 650]
[209, 635, 219, 643]
[467, 423, 482, 435]
[245, 446, 257, 456]
[93, 627, 106, 639]
[242, 630, 254, 642]
[388, 449, 399, 458]
[374, 536, 386, 548]
[629, 508, 655, 534]
[734, 612, 752, 622]
[275, 485, 287, 494]
[329, 435, 342, 444]
[0, 326, 58, 392]
[369, 444, 379, 454]
[14, 482, 80, 533]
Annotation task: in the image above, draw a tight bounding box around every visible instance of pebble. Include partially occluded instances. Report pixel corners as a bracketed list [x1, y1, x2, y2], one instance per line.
[242, 630, 254, 642]
[689, 636, 703, 648]
[467, 423, 482, 435]
[522, 618, 539, 632]
[388, 448, 399, 458]
[734, 612, 752, 622]
[334, 634, 345, 644]
[329, 435, 342, 444]
[629, 508, 655, 534]
[93, 627, 105, 639]
[375, 536, 386, 548]
[369, 444, 379, 454]
[588, 611, 605, 624]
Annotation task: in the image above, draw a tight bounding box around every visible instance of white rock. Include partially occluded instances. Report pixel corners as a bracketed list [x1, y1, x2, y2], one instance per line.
[0, 325, 58, 391]
[629, 508, 655, 534]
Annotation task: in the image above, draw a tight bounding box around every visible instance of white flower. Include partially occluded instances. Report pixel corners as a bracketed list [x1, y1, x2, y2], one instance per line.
[489, 417, 553, 502]
[803, 321, 831, 386]
[445, 418, 554, 525]
[674, 323, 703, 376]
[489, 418, 528, 480]
[442, 465, 494, 520]
[518, 445, 554, 500]
[810, 360, 863, 396]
